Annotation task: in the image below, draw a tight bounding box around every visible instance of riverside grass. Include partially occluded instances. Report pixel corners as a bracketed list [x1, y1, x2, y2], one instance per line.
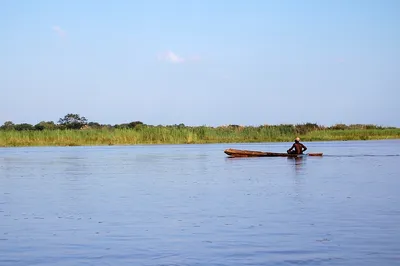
[1, 126, 400, 147]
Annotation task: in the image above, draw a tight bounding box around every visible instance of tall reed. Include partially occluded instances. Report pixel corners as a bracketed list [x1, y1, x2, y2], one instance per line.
[0, 125, 399, 147]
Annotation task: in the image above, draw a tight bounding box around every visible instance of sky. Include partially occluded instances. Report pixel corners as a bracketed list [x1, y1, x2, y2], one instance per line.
[1, 0, 399, 127]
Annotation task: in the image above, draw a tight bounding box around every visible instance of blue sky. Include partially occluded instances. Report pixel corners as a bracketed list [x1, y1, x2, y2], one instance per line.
[1, 0, 399, 126]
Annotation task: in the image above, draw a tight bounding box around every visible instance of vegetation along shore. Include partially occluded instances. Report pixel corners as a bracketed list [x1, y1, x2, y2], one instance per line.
[1, 114, 399, 147]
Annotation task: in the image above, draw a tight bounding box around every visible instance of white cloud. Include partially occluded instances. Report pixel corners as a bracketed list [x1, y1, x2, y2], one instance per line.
[159, 51, 185, 63]
[158, 50, 201, 64]
[52, 25, 66, 38]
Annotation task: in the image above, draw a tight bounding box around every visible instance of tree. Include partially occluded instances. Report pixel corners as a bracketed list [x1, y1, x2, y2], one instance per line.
[128, 121, 144, 129]
[58, 114, 88, 129]
[14, 123, 34, 131]
[1, 121, 15, 130]
[34, 121, 56, 131]
[88, 122, 102, 129]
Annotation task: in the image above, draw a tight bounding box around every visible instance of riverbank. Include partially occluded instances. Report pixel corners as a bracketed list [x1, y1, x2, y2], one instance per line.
[1, 127, 399, 147]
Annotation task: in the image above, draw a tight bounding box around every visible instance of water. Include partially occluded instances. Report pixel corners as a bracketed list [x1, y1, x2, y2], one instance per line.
[0, 140, 399, 266]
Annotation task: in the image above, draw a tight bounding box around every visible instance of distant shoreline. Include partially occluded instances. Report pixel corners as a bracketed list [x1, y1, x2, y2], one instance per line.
[1, 125, 399, 147]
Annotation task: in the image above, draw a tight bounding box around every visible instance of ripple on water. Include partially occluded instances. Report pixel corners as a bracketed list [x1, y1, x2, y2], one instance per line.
[0, 142, 399, 266]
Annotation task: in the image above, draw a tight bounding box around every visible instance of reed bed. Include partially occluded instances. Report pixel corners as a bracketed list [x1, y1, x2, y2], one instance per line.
[0, 126, 399, 147]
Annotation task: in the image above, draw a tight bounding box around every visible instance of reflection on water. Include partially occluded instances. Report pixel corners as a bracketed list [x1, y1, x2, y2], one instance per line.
[287, 156, 306, 174]
[0, 141, 400, 266]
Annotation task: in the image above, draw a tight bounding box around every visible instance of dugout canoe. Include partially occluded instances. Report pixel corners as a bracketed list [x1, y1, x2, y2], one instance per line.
[224, 148, 323, 158]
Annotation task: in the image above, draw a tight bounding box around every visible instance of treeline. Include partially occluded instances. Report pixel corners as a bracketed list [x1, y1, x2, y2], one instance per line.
[0, 113, 397, 134]
[0, 114, 146, 131]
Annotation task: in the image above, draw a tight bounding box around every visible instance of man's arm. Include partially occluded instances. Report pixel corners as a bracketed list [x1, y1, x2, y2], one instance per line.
[287, 144, 295, 152]
[302, 143, 307, 152]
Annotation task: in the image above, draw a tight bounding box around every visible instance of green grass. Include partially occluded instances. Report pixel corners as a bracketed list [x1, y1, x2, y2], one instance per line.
[1, 126, 399, 147]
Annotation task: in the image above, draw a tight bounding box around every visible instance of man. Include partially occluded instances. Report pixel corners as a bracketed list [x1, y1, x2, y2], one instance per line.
[287, 137, 307, 154]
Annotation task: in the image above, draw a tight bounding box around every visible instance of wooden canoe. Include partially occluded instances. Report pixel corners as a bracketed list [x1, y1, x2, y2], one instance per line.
[224, 148, 323, 158]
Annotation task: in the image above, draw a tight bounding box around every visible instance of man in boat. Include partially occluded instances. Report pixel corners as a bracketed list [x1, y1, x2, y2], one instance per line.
[287, 137, 307, 154]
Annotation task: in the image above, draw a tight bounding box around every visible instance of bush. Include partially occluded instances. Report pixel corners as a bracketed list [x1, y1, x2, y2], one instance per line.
[14, 123, 34, 131]
[34, 121, 57, 131]
[128, 121, 144, 129]
[330, 124, 348, 130]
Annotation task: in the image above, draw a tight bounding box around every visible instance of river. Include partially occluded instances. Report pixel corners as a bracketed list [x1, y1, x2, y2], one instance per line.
[1, 140, 399, 266]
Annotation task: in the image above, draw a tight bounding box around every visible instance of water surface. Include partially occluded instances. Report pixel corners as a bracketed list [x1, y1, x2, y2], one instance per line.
[1, 140, 399, 265]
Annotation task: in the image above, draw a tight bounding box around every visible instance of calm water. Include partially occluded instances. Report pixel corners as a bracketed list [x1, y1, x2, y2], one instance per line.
[1, 140, 399, 266]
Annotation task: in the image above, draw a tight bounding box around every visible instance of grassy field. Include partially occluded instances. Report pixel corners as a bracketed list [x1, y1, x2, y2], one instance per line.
[1, 126, 399, 147]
